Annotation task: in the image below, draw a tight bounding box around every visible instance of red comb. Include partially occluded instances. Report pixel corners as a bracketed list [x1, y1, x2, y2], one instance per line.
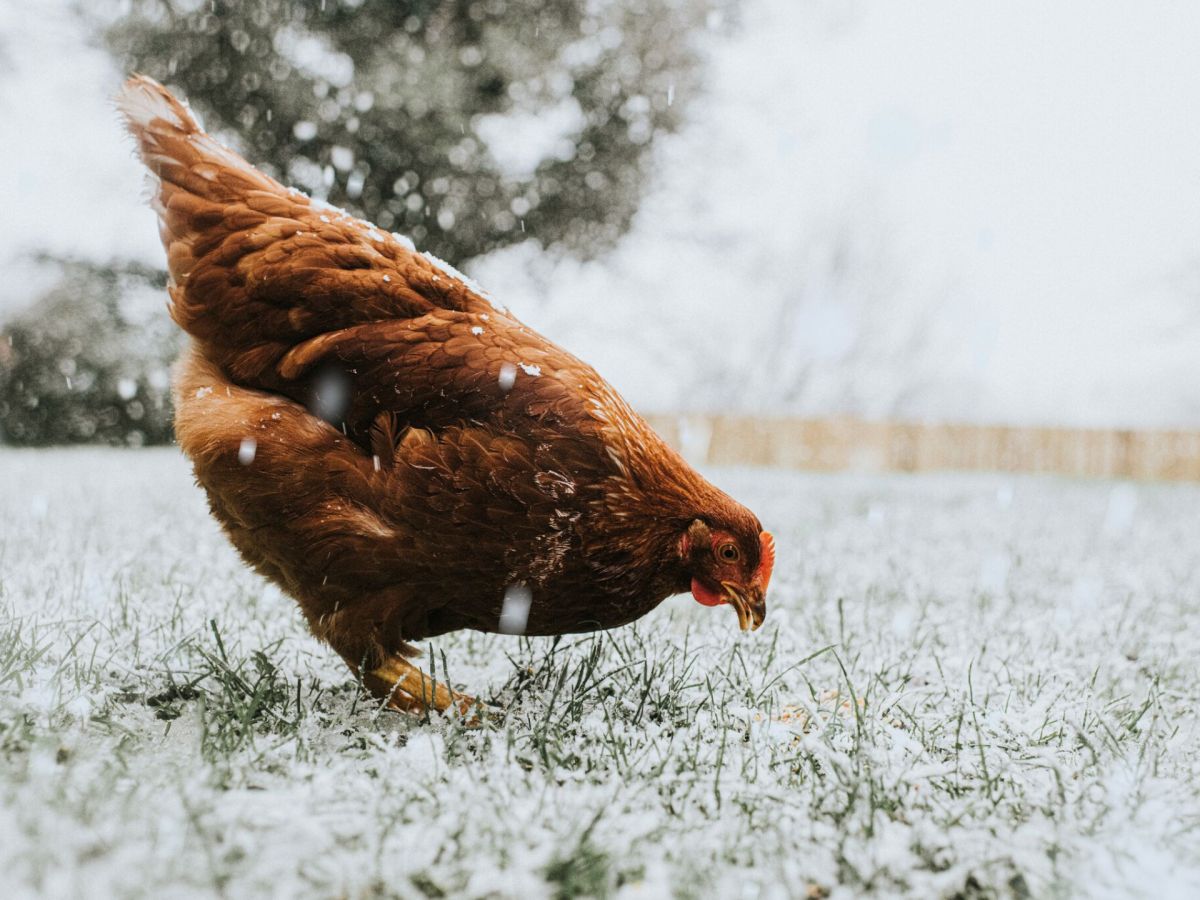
[755, 531, 775, 591]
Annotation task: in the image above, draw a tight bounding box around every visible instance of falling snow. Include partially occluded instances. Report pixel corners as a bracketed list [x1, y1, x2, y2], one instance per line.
[1, 3, 1198, 895]
[498, 362, 517, 393]
[312, 370, 350, 421]
[497, 584, 532, 635]
[116, 377, 138, 401]
[237, 437, 257, 466]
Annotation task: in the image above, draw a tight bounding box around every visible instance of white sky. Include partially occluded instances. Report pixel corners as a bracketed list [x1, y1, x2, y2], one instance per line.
[810, 0, 1200, 425]
[2, 0, 1199, 426]
[480, 0, 1200, 427]
[0, 2, 160, 270]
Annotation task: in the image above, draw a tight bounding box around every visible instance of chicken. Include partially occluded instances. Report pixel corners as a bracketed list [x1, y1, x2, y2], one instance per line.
[117, 75, 774, 716]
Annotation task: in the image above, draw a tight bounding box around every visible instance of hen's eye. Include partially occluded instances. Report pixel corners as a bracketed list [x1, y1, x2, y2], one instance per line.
[717, 542, 740, 563]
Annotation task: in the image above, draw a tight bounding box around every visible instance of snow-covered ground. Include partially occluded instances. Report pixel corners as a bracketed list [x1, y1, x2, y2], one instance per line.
[2, 448, 1198, 898]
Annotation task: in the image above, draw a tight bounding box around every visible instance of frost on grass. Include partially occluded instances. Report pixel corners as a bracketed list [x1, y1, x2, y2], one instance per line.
[1, 450, 1199, 899]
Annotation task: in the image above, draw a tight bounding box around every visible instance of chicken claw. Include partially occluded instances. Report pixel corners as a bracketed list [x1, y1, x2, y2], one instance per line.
[364, 655, 479, 720]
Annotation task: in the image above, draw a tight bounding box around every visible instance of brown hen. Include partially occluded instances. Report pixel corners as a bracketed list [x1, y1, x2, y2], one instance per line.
[117, 76, 774, 716]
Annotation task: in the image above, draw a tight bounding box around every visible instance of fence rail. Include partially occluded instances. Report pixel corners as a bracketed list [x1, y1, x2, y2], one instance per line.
[643, 415, 1200, 481]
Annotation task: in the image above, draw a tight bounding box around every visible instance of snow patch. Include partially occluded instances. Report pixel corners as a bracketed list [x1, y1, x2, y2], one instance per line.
[391, 232, 417, 252]
[421, 251, 495, 305]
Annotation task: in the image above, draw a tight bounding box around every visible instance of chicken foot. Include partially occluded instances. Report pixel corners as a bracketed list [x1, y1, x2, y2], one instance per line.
[362, 653, 478, 718]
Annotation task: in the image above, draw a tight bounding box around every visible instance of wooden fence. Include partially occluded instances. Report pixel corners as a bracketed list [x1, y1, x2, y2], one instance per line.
[643, 415, 1200, 481]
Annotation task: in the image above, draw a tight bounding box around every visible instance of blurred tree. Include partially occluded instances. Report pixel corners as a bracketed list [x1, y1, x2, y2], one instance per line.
[0, 259, 180, 446]
[103, 0, 715, 263]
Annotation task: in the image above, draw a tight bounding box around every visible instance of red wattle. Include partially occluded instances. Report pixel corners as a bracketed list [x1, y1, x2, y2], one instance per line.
[691, 577, 725, 607]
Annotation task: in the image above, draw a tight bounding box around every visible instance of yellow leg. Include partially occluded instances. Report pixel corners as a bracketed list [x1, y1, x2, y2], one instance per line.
[364, 654, 477, 718]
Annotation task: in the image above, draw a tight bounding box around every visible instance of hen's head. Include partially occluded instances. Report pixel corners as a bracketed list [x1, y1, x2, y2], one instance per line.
[677, 514, 775, 632]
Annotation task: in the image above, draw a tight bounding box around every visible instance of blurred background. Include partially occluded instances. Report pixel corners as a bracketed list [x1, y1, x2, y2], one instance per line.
[1, 0, 1198, 467]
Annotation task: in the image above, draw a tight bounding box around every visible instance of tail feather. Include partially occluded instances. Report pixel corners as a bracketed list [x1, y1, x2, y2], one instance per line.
[116, 75, 491, 387]
[117, 74, 275, 195]
[117, 75, 281, 289]
[116, 73, 202, 137]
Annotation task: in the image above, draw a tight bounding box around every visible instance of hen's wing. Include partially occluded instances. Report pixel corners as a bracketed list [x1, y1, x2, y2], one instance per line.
[275, 311, 623, 443]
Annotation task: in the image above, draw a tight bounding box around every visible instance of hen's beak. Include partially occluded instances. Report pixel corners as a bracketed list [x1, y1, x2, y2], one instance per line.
[722, 582, 767, 632]
[724, 530, 774, 632]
